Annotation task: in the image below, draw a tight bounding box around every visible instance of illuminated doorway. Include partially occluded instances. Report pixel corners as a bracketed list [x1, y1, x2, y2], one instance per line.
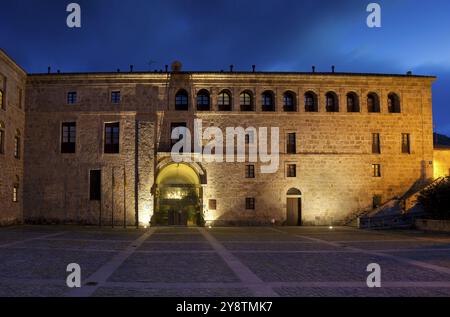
[154, 163, 203, 226]
[286, 188, 302, 226]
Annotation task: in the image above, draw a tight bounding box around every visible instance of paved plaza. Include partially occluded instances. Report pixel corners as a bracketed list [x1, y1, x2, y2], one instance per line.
[1, 225, 450, 297]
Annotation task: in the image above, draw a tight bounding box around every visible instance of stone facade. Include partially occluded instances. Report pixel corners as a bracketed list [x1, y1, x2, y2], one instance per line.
[0, 51, 439, 226]
[433, 147, 450, 178]
[0, 50, 26, 226]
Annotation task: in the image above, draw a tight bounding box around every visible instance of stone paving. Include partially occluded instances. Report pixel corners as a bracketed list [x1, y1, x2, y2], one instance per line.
[0, 225, 450, 297]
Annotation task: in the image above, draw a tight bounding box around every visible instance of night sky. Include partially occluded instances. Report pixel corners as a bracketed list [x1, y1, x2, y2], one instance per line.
[1, 0, 449, 134]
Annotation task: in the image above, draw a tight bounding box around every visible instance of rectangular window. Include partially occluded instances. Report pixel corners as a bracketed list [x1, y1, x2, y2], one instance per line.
[287, 164, 297, 177]
[402, 133, 411, 154]
[0, 89, 4, 110]
[208, 199, 217, 210]
[373, 195, 382, 209]
[13, 184, 18, 203]
[111, 91, 121, 104]
[67, 91, 77, 104]
[372, 164, 381, 177]
[245, 198, 255, 210]
[61, 122, 76, 153]
[287, 133, 296, 154]
[89, 170, 101, 201]
[372, 133, 381, 154]
[104, 122, 120, 154]
[14, 136, 20, 159]
[170, 122, 187, 147]
[245, 165, 255, 178]
[0, 129, 4, 154]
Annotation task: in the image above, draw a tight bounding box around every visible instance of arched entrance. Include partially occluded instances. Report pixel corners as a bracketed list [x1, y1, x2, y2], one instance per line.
[153, 163, 203, 226]
[286, 188, 302, 226]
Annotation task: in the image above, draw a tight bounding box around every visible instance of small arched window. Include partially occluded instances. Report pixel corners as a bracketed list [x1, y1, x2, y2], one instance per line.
[261, 91, 275, 112]
[304, 92, 318, 112]
[0, 121, 5, 154]
[196, 89, 210, 111]
[0, 89, 4, 110]
[388, 93, 401, 113]
[218, 91, 231, 111]
[240, 91, 253, 111]
[346, 92, 359, 113]
[367, 93, 380, 113]
[175, 89, 189, 111]
[325, 92, 339, 112]
[283, 92, 296, 112]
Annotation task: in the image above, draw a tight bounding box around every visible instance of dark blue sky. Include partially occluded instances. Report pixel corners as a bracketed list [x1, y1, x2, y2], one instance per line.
[1, 0, 449, 134]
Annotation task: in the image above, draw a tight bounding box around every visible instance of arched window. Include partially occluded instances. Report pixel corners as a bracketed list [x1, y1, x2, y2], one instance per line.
[283, 92, 296, 112]
[287, 188, 302, 196]
[304, 92, 318, 112]
[346, 92, 359, 112]
[218, 91, 231, 111]
[196, 89, 210, 111]
[175, 89, 189, 111]
[0, 89, 4, 110]
[240, 91, 253, 111]
[261, 91, 275, 112]
[325, 92, 339, 112]
[0, 121, 5, 154]
[367, 93, 380, 113]
[388, 93, 401, 113]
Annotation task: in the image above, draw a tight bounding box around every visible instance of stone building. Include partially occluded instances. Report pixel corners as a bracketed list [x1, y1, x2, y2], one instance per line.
[0, 49, 442, 226]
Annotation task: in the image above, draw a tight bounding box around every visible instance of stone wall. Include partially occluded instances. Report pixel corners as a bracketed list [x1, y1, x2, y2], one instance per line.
[433, 148, 450, 178]
[0, 50, 26, 226]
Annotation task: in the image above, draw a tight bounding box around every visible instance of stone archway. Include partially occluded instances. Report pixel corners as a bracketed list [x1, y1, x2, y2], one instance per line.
[286, 188, 302, 226]
[153, 163, 203, 226]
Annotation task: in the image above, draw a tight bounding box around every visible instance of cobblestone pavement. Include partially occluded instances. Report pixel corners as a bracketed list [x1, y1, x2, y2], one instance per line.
[1, 225, 450, 297]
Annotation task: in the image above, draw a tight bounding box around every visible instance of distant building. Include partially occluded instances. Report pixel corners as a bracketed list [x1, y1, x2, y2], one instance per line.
[0, 49, 441, 226]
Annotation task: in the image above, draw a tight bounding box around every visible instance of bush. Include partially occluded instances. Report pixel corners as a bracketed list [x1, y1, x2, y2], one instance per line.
[417, 177, 450, 220]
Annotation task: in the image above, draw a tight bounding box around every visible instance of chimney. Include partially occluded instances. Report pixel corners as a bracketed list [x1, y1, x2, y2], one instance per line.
[130, 65, 134, 72]
[252, 65, 256, 72]
[312, 66, 316, 73]
[332, 65, 335, 73]
[47, 66, 51, 74]
[406, 71, 412, 76]
[230, 65, 234, 72]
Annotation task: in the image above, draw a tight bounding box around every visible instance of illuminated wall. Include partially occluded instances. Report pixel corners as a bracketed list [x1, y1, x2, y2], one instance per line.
[433, 148, 450, 178]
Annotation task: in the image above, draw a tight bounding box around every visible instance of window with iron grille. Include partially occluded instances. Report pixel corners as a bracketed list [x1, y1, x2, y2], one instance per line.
[372, 164, 381, 177]
[67, 91, 77, 104]
[175, 90, 189, 111]
[209, 199, 217, 210]
[283, 93, 296, 112]
[111, 91, 121, 104]
[245, 197, 255, 210]
[240, 92, 253, 111]
[218, 92, 231, 111]
[61, 122, 76, 153]
[245, 165, 255, 178]
[287, 133, 296, 154]
[104, 122, 120, 154]
[287, 164, 297, 177]
[372, 133, 381, 154]
[402, 133, 411, 154]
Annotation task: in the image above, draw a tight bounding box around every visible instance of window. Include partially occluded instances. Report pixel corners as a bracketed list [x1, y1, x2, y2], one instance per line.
[287, 133, 296, 154]
[61, 122, 76, 153]
[373, 195, 382, 209]
[261, 91, 275, 112]
[240, 92, 253, 111]
[89, 170, 101, 201]
[372, 164, 381, 177]
[14, 130, 20, 159]
[287, 164, 297, 177]
[218, 91, 231, 111]
[245, 165, 255, 178]
[104, 122, 120, 154]
[347, 92, 359, 112]
[67, 91, 77, 104]
[197, 90, 210, 111]
[13, 184, 19, 203]
[367, 93, 380, 113]
[304, 92, 317, 112]
[171, 122, 187, 147]
[175, 90, 189, 111]
[0, 89, 4, 110]
[17, 88, 23, 109]
[372, 133, 381, 154]
[326, 92, 339, 112]
[388, 93, 401, 113]
[0, 121, 4, 154]
[283, 92, 296, 112]
[209, 199, 217, 210]
[402, 133, 411, 154]
[245, 197, 255, 210]
[111, 91, 121, 104]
